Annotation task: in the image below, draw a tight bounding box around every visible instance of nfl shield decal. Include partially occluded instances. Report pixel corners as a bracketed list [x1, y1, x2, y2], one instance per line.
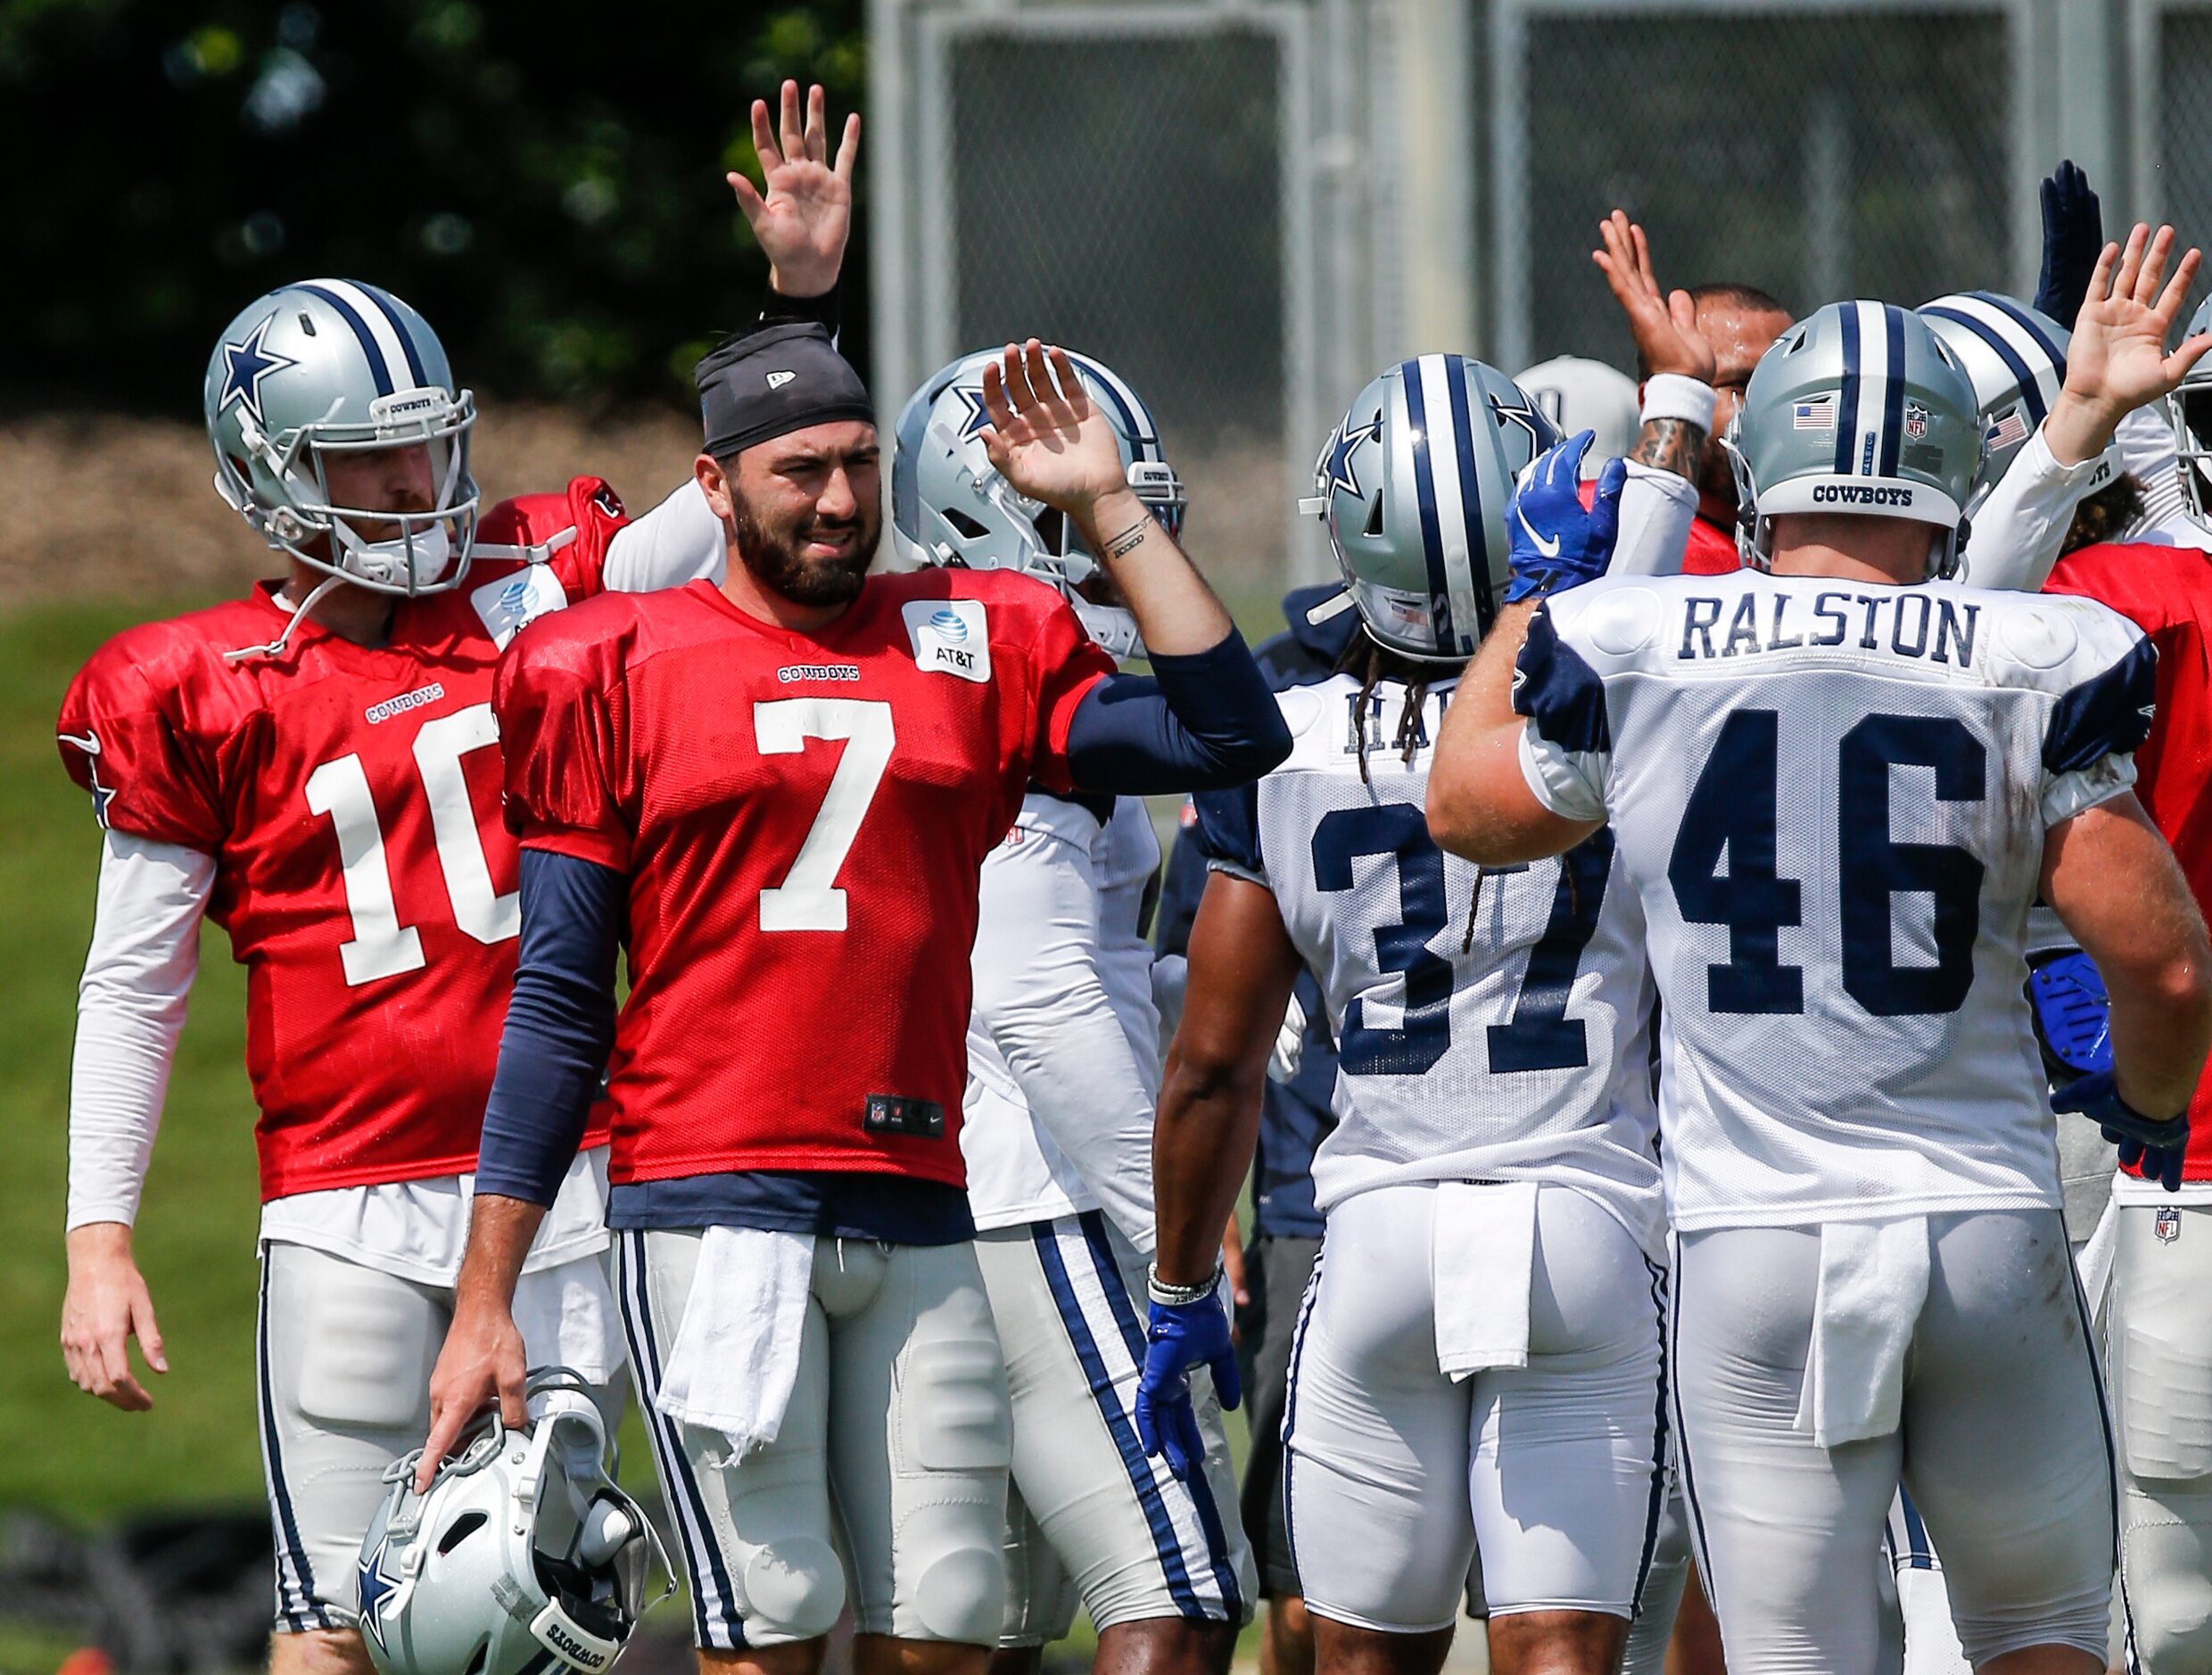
[2157, 1207, 2183, 1244]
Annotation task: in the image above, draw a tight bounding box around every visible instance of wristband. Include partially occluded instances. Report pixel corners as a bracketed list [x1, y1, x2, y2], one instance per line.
[1640, 374, 1717, 433]
[1147, 1264, 1223, 1308]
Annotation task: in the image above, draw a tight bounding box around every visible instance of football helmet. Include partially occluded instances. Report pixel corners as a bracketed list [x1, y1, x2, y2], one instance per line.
[205, 278, 479, 598]
[1729, 301, 1980, 575]
[1515, 356, 1638, 476]
[1918, 291, 2118, 513]
[889, 349, 1184, 661]
[2167, 292, 2212, 527]
[1298, 354, 1556, 664]
[356, 1369, 667, 1675]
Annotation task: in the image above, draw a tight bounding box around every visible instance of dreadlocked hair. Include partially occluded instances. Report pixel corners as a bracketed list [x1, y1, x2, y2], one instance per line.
[1333, 627, 1490, 950]
[2059, 471, 2150, 557]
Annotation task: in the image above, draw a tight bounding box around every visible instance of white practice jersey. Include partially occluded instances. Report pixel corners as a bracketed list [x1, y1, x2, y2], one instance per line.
[1198, 673, 1663, 1258]
[1518, 570, 2155, 1231]
[962, 791, 1164, 1250]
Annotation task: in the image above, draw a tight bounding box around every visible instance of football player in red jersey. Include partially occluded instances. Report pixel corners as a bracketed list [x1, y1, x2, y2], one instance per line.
[417, 335, 1291, 1674]
[55, 82, 857, 1675]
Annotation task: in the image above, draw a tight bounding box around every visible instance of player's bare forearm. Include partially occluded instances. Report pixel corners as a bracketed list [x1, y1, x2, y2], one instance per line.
[1630, 417, 1706, 483]
[453, 1193, 545, 1311]
[1152, 875, 1300, 1286]
[1080, 484, 1235, 656]
[1428, 602, 1593, 863]
[2045, 793, 2212, 1115]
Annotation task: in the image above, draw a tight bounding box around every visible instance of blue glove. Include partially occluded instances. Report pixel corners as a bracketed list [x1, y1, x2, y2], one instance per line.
[2027, 950, 2113, 1085]
[1502, 431, 1628, 605]
[2053, 1069, 2191, 1193]
[2035, 159, 2104, 326]
[1134, 1283, 1240, 1482]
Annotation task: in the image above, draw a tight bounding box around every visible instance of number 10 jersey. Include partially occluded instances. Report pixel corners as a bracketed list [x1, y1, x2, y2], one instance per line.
[1195, 674, 1663, 1260]
[1517, 571, 2156, 1231]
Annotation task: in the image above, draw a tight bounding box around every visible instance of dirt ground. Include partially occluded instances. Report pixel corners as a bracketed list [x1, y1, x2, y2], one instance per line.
[0, 408, 1294, 605]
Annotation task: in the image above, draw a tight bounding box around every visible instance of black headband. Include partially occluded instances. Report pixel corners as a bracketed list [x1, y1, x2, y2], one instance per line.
[697, 322, 875, 458]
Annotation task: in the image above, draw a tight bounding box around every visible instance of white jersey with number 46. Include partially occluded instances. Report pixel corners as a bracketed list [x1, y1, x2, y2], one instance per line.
[1195, 672, 1663, 1258]
[1517, 570, 2155, 1232]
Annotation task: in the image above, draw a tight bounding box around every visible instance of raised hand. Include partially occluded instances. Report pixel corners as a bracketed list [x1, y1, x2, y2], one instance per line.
[2047, 224, 2212, 464]
[2035, 159, 2104, 325]
[1593, 210, 1714, 384]
[729, 79, 859, 299]
[977, 341, 1128, 518]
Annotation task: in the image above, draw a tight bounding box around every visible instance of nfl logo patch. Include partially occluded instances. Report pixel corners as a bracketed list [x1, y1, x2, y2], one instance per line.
[1904, 402, 1931, 441]
[2157, 1207, 2182, 1244]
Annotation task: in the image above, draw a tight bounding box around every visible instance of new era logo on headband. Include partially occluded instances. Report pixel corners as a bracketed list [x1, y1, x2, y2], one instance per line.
[766, 370, 796, 390]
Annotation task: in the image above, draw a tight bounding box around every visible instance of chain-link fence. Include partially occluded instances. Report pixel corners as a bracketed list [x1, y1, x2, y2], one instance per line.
[875, 0, 2212, 603]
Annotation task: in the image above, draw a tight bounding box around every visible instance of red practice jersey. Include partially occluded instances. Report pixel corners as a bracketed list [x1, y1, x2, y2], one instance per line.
[2046, 541, 2212, 1183]
[57, 477, 629, 1200]
[1576, 477, 1741, 573]
[494, 567, 1117, 1190]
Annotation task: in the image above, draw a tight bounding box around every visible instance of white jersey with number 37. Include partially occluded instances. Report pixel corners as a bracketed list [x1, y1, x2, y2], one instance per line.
[1196, 672, 1663, 1258]
[1517, 570, 2155, 1231]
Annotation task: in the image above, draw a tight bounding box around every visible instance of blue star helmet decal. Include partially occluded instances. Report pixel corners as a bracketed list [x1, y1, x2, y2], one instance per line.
[217, 315, 299, 428]
[953, 386, 994, 441]
[1488, 389, 1550, 457]
[1325, 414, 1384, 501]
[357, 1535, 399, 1653]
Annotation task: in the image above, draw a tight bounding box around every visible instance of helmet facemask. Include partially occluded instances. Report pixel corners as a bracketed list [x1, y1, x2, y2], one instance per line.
[2167, 378, 2212, 529]
[216, 384, 481, 597]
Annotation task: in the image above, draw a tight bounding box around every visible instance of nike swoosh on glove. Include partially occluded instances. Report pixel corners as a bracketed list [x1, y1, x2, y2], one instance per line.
[2035, 159, 2103, 326]
[2053, 1068, 2190, 1193]
[1501, 430, 1628, 605]
[1134, 1285, 1240, 1482]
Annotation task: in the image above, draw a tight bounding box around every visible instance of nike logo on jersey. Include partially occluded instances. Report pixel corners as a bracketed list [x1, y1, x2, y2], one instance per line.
[1515, 506, 1562, 558]
[57, 729, 100, 755]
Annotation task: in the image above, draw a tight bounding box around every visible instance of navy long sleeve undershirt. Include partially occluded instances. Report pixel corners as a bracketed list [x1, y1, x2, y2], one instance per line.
[471, 625, 1289, 1214]
[1065, 627, 1292, 794]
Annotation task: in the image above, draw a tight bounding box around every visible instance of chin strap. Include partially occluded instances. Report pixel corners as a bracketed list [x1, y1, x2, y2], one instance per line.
[223, 573, 347, 662]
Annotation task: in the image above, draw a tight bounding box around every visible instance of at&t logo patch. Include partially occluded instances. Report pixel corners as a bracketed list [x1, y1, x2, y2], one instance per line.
[902, 598, 992, 683]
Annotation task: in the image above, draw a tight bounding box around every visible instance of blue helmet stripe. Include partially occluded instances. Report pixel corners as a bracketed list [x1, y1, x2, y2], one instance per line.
[1976, 292, 2070, 383]
[1878, 305, 1907, 478]
[1400, 359, 1456, 654]
[1443, 356, 1491, 640]
[1834, 304, 1861, 476]
[289, 283, 396, 397]
[1065, 351, 1161, 462]
[355, 284, 430, 388]
[1923, 304, 2050, 425]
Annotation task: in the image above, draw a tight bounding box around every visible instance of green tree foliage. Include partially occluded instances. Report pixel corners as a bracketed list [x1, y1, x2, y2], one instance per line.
[0, 0, 867, 414]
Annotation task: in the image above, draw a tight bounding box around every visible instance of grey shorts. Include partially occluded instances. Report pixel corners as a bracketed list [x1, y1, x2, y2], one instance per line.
[1671, 1211, 2116, 1673]
[1238, 1234, 1320, 1601]
[975, 1212, 1253, 1646]
[615, 1228, 1011, 1651]
[256, 1241, 623, 1635]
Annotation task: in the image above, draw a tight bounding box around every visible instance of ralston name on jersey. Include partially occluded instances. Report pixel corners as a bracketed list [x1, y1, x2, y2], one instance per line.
[55, 478, 629, 1200]
[494, 565, 1115, 1190]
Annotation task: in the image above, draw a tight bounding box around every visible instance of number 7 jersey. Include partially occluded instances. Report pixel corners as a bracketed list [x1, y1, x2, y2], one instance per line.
[1194, 674, 1663, 1259]
[1516, 570, 2156, 1230]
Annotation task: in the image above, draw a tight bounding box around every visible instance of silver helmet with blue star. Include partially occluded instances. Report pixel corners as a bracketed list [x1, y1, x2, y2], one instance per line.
[1300, 354, 1556, 664]
[356, 1370, 666, 1675]
[890, 348, 1184, 661]
[204, 279, 479, 596]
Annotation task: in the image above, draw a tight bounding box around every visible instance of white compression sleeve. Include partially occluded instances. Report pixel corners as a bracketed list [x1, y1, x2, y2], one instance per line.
[972, 823, 1161, 1253]
[1606, 461, 1700, 577]
[602, 477, 729, 592]
[68, 831, 213, 1230]
[1955, 425, 2109, 592]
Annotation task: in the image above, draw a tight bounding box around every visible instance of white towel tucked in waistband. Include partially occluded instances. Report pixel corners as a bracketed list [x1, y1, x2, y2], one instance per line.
[1433, 1180, 1539, 1380]
[654, 1226, 814, 1456]
[1795, 1217, 1930, 1448]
